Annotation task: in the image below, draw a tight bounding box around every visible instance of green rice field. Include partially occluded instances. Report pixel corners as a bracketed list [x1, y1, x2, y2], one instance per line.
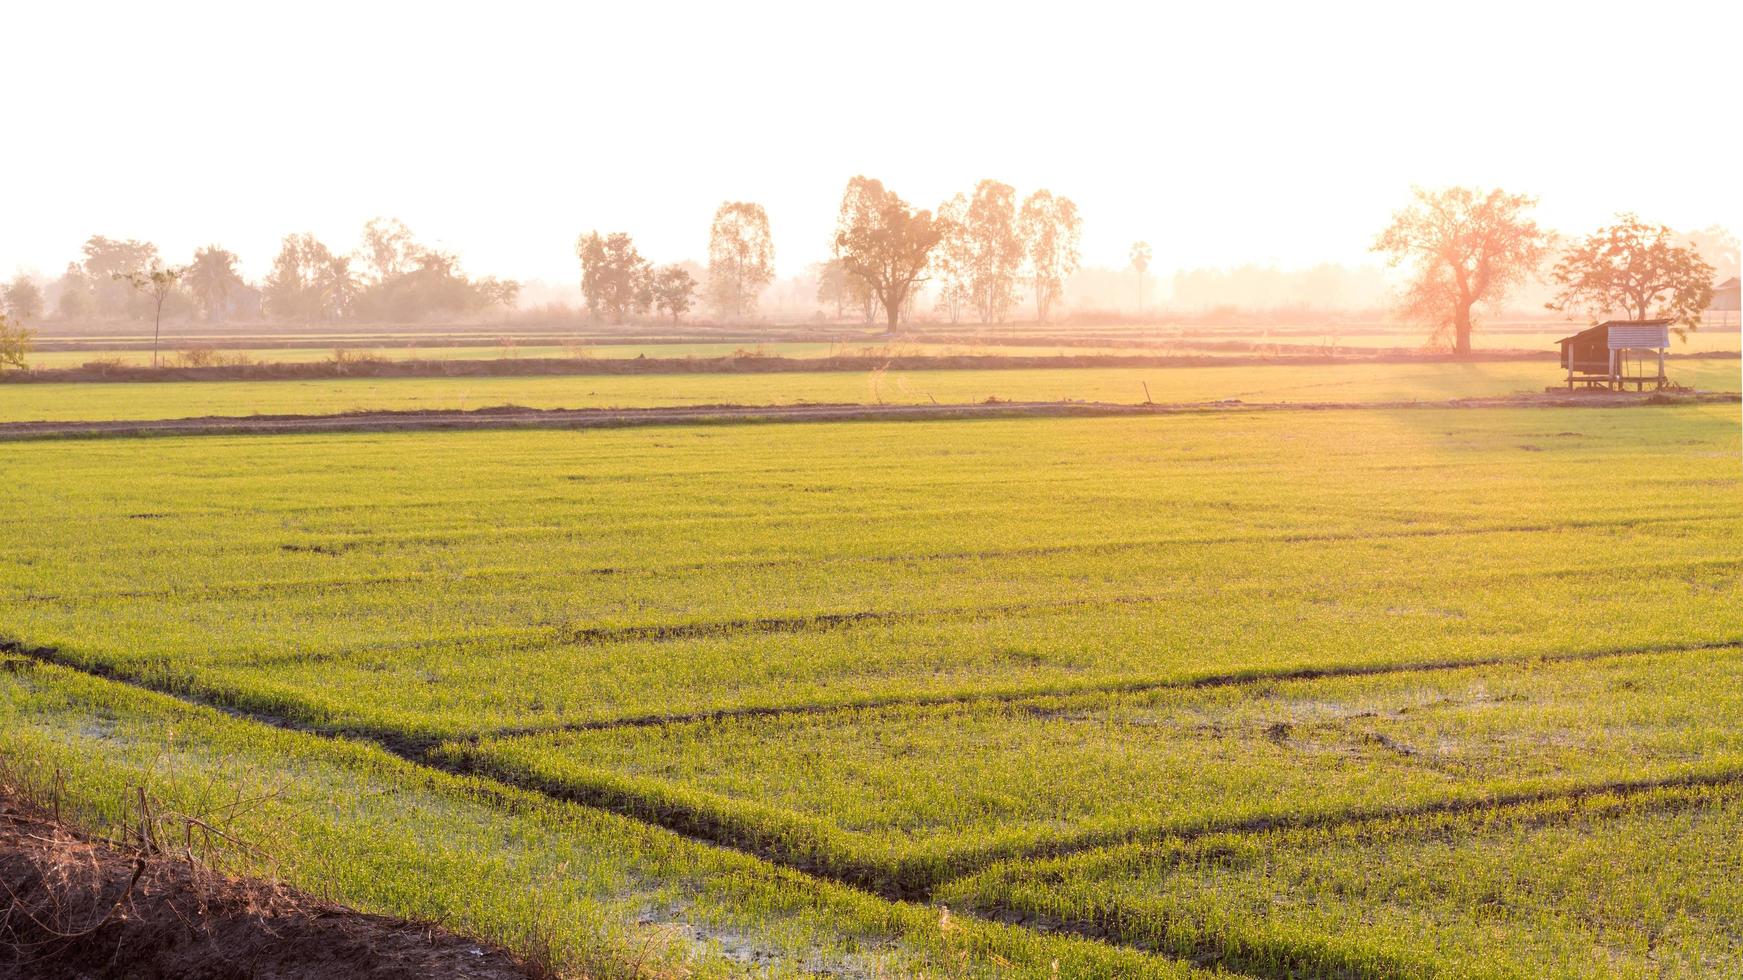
[3, 379, 1740, 976]
[24, 317, 1741, 369]
[1, 358, 1736, 423]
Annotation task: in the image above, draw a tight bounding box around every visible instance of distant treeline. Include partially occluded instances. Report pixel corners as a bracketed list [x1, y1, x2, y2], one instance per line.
[4, 222, 519, 328]
[3, 189, 1735, 337]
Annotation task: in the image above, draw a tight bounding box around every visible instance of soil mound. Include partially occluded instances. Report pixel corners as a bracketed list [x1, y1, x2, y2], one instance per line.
[0, 790, 534, 980]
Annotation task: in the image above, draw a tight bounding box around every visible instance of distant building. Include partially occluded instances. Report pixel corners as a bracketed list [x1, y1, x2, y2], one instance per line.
[1708, 277, 1741, 329]
[1557, 319, 1672, 391]
[1711, 277, 1741, 312]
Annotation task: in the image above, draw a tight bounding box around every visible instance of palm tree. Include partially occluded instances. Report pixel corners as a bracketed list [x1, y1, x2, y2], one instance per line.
[1129, 241, 1152, 315]
[185, 246, 244, 322]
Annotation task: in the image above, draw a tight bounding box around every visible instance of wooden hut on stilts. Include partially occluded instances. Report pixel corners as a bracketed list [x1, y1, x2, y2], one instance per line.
[1556, 319, 1672, 391]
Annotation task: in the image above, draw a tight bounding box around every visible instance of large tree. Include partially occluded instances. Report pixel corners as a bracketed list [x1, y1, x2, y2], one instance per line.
[359, 217, 417, 283]
[113, 263, 186, 366]
[80, 236, 160, 318]
[650, 264, 698, 324]
[351, 220, 518, 320]
[813, 258, 854, 320]
[706, 202, 775, 320]
[930, 194, 971, 323]
[1018, 190, 1081, 323]
[262, 234, 355, 322]
[832, 176, 941, 333]
[53, 264, 95, 319]
[576, 231, 652, 323]
[1548, 214, 1715, 335]
[474, 277, 521, 313]
[1372, 187, 1550, 356]
[3, 275, 44, 322]
[185, 245, 245, 322]
[963, 180, 1024, 323]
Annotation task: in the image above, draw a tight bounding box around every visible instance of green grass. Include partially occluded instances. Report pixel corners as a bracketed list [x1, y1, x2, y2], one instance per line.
[939, 783, 1743, 978]
[25, 318, 1742, 371]
[4, 406, 1739, 740]
[1, 358, 1735, 423]
[428, 648, 1743, 892]
[3, 399, 1740, 974]
[0, 656, 1207, 979]
[434, 650, 1743, 892]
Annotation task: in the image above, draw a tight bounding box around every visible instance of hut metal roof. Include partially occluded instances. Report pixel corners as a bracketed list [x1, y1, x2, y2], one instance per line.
[1556, 319, 1672, 349]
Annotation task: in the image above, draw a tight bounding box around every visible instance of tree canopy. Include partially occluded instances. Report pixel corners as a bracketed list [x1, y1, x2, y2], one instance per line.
[1018, 190, 1081, 323]
[1373, 187, 1550, 356]
[113, 263, 187, 366]
[706, 202, 775, 320]
[964, 180, 1024, 323]
[1548, 214, 1715, 335]
[577, 232, 652, 324]
[263, 234, 355, 323]
[3, 275, 44, 322]
[832, 176, 941, 332]
[186, 246, 245, 322]
[651, 265, 698, 323]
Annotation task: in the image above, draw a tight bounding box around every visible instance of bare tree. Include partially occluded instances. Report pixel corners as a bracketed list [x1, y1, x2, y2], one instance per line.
[1548, 214, 1715, 336]
[832, 176, 942, 333]
[1372, 187, 1550, 356]
[706, 202, 775, 320]
[1129, 241, 1152, 313]
[114, 263, 186, 366]
[1018, 190, 1081, 323]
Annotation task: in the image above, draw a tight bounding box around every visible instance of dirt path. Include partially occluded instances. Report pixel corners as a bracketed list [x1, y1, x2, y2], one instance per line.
[0, 391, 1732, 441]
[0, 786, 536, 980]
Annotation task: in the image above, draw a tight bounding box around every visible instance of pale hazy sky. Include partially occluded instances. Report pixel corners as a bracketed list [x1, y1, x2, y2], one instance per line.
[5, 0, 1738, 286]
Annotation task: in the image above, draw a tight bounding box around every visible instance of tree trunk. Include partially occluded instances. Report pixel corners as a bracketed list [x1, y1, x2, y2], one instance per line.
[1453, 301, 1473, 357]
[884, 288, 901, 333]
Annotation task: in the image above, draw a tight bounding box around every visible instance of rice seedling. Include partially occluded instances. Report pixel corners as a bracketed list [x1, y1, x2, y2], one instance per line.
[940, 781, 1743, 979]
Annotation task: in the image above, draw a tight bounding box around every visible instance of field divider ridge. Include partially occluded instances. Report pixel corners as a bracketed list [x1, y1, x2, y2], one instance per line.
[940, 777, 1743, 980]
[469, 637, 1743, 742]
[7, 633, 1743, 905]
[0, 390, 1734, 441]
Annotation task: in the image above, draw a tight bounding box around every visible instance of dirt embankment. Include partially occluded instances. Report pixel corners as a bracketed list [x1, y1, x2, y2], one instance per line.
[0, 786, 535, 980]
[0, 349, 1588, 385]
[0, 391, 1733, 442]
